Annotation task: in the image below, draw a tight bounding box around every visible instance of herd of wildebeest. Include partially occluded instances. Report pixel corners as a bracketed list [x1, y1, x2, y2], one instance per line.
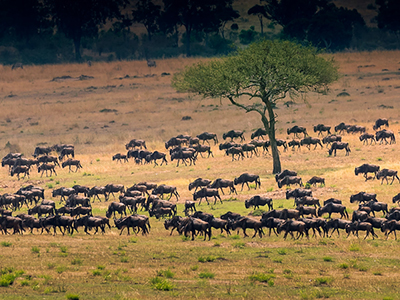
[1, 117, 400, 241]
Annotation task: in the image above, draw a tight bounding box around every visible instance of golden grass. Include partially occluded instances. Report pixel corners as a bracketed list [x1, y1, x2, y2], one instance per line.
[0, 51, 400, 299]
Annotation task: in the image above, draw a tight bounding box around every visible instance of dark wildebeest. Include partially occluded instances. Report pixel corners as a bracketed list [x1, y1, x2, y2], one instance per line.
[275, 169, 297, 182]
[359, 133, 376, 145]
[323, 198, 342, 206]
[38, 163, 57, 177]
[170, 150, 197, 167]
[165, 137, 187, 149]
[234, 173, 261, 191]
[313, 124, 331, 136]
[62, 159, 82, 172]
[183, 201, 196, 215]
[72, 185, 90, 197]
[36, 155, 59, 166]
[376, 129, 395, 144]
[245, 195, 273, 210]
[328, 142, 351, 156]
[193, 188, 222, 205]
[88, 186, 108, 202]
[287, 125, 308, 138]
[105, 202, 126, 218]
[112, 153, 128, 163]
[322, 135, 342, 148]
[152, 184, 179, 201]
[33, 146, 52, 158]
[381, 220, 400, 240]
[52, 187, 76, 202]
[58, 147, 75, 160]
[261, 216, 285, 236]
[277, 176, 303, 189]
[125, 139, 147, 149]
[225, 147, 245, 161]
[251, 128, 267, 140]
[326, 218, 352, 237]
[219, 142, 240, 152]
[183, 217, 212, 241]
[209, 178, 237, 195]
[196, 132, 218, 145]
[10, 166, 30, 180]
[354, 163, 380, 181]
[286, 188, 312, 200]
[192, 144, 213, 158]
[350, 192, 377, 204]
[241, 144, 257, 158]
[345, 221, 375, 240]
[297, 206, 317, 219]
[28, 205, 55, 218]
[373, 118, 389, 131]
[188, 178, 211, 192]
[70, 206, 93, 218]
[230, 216, 263, 238]
[105, 184, 125, 198]
[306, 176, 325, 187]
[363, 200, 389, 216]
[11, 62, 23, 70]
[277, 219, 307, 240]
[376, 169, 400, 184]
[317, 203, 349, 219]
[392, 193, 400, 204]
[294, 196, 321, 208]
[300, 137, 323, 150]
[346, 125, 366, 134]
[263, 139, 288, 152]
[164, 216, 184, 235]
[149, 207, 174, 219]
[334, 122, 349, 134]
[288, 140, 301, 151]
[223, 130, 245, 142]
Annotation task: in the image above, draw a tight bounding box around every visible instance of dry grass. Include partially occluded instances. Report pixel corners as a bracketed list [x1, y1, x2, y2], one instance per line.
[1, 51, 400, 299]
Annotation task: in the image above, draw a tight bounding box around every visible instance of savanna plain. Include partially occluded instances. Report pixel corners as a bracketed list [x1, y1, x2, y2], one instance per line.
[0, 51, 400, 299]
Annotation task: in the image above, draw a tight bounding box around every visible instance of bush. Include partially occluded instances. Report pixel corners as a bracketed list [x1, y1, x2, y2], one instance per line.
[150, 276, 175, 291]
[66, 294, 80, 300]
[199, 271, 215, 279]
[249, 272, 276, 283]
[239, 26, 259, 45]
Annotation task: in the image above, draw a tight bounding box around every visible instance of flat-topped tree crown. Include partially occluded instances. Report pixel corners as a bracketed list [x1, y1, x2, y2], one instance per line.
[172, 40, 339, 173]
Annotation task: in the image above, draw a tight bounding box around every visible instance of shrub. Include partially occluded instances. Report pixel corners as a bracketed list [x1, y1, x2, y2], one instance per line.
[249, 272, 276, 283]
[199, 271, 215, 279]
[150, 276, 175, 291]
[314, 277, 333, 285]
[1, 241, 12, 247]
[339, 263, 349, 269]
[71, 258, 82, 266]
[349, 244, 360, 251]
[323, 256, 333, 262]
[31, 246, 40, 254]
[277, 248, 287, 255]
[66, 293, 80, 300]
[157, 269, 174, 279]
[198, 256, 216, 263]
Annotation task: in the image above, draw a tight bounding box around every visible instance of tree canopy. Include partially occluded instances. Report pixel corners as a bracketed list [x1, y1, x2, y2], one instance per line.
[375, 0, 400, 34]
[172, 40, 339, 173]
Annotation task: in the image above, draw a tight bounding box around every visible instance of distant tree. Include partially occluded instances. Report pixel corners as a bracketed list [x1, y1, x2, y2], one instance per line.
[375, 0, 400, 34]
[45, 0, 128, 61]
[131, 0, 161, 41]
[162, 0, 239, 57]
[248, 4, 266, 36]
[172, 40, 339, 173]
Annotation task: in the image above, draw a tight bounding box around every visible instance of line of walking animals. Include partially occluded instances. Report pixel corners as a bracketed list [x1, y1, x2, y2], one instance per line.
[112, 118, 394, 167]
[2, 164, 399, 241]
[1, 144, 82, 180]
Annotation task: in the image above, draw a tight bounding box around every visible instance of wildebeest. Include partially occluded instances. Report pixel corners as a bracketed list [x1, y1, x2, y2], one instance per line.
[183, 217, 212, 241]
[105, 184, 125, 198]
[38, 163, 57, 177]
[72, 185, 90, 197]
[152, 184, 180, 201]
[88, 186, 108, 202]
[326, 218, 352, 237]
[223, 130, 245, 142]
[183, 201, 196, 215]
[300, 137, 323, 150]
[345, 221, 375, 240]
[276, 169, 297, 182]
[334, 122, 349, 134]
[251, 128, 267, 140]
[363, 200, 389, 216]
[112, 153, 128, 163]
[306, 176, 325, 187]
[225, 147, 245, 161]
[209, 178, 237, 195]
[28, 205, 55, 218]
[287, 125, 308, 138]
[381, 220, 400, 240]
[294, 196, 321, 208]
[170, 150, 197, 167]
[11, 62, 23, 70]
[10, 166, 30, 180]
[317, 203, 349, 219]
[322, 135, 342, 147]
[33, 146, 52, 158]
[196, 132, 218, 145]
[350, 192, 377, 204]
[52, 187, 76, 202]
[297, 206, 317, 218]
[376, 169, 400, 184]
[125, 139, 147, 149]
[373, 118, 389, 131]
[234, 173, 261, 191]
[288, 140, 301, 151]
[392, 193, 400, 204]
[263, 139, 288, 152]
[323, 198, 342, 206]
[245, 195, 273, 210]
[0, 216, 24, 234]
[188, 178, 211, 192]
[286, 188, 312, 200]
[149, 207, 174, 219]
[313, 124, 331, 136]
[328, 142, 351, 156]
[105, 202, 127, 218]
[359, 133, 376, 145]
[241, 143, 257, 158]
[230, 216, 263, 238]
[192, 144, 213, 158]
[354, 163, 380, 180]
[277, 219, 306, 239]
[376, 129, 395, 144]
[277, 176, 303, 189]
[346, 125, 366, 134]
[165, 137, 187, 149]
[193, 188, 222, 205]
[58, 147, 75, 160]
[62, 159, 82, 172]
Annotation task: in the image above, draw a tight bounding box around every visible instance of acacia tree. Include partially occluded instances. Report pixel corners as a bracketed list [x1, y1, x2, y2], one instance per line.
[131, 0, 161, 41]
[172, 40, 339, 174]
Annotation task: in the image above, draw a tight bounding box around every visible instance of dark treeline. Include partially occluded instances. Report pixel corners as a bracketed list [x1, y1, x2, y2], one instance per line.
[1, 0, 400, 65]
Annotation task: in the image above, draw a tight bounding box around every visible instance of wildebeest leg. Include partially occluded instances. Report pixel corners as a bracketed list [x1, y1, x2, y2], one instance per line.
[219, 187, 225, 195]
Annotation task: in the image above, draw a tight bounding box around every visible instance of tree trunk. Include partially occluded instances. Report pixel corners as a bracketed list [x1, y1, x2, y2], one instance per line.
[262, 104, 281, 174]
[73, 36, 82, 62]
[185, 25, 191, 57]
[259, 15, 264, 36]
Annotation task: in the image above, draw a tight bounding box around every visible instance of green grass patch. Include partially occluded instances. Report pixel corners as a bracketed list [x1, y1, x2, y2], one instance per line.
[277, 248, 287, 255]
[198, 255, 216, 263]
[323, 256, 333, 262]
[150, 276, 175, 291]
[339, 263, 349, 269]
[157, 269, 175, 278]
[314, 277, 333, 285]
[349, 244, 360, 251]
[71, 258, 82, 265]
[232, 241, 245, 249]
[66, 293, 80, 300]
[198, 271, 215, 279]
[31, 246, 40, 254]
[249, 272, 276, 284]
[1, 241, 12, 247]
